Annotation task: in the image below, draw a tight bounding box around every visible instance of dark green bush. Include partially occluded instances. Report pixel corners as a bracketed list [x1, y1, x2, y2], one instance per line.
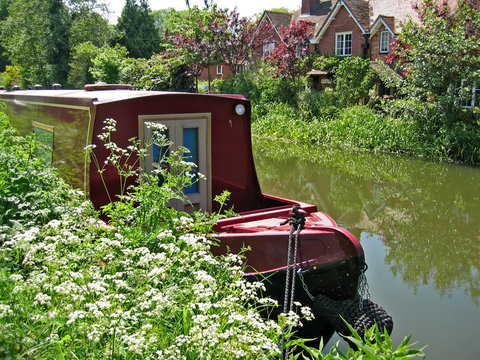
[213, 70, 261, 102]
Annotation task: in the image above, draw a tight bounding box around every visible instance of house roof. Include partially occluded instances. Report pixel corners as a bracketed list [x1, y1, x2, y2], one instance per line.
[295, 1, 332, 36]
[263, 11, 293, 28]
[369, 15, 396, 38]
[311, 0, 370, 43]
[343, 0, 370, 30]
[257, 10, 294, 42]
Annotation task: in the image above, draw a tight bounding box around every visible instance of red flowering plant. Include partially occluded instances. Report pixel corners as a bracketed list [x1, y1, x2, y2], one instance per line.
[169, 5, 267, 90]
[264, 20, 314, 82]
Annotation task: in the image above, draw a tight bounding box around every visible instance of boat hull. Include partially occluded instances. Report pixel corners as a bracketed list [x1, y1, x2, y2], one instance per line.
[212, 202, 365, 343]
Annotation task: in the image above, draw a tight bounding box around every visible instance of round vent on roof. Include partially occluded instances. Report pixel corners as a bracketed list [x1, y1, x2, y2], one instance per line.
[84, 83, 133, 91]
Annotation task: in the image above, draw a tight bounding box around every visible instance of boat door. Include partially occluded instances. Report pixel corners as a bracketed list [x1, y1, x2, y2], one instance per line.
[139, 113, 211, 212]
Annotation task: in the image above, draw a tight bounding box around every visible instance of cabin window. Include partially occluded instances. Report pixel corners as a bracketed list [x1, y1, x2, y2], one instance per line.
[139, 114, 211, 212]
[183, 127, 199, 194]
[216, 65, 223, 75]
[32, 121, 54, 165]
[335, 32, 352, 56]
[380, 31, 390, 53]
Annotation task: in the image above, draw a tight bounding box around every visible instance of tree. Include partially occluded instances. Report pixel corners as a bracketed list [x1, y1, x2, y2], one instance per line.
[333, 57, 377, 106]
[170, 5, 261, 90]
[263, 20, 313, 81]
[388, 0, 480, 102]
[47, 0, 71, 85]
[1, 0, 54, 87]
[0, 0, 11, 72]
[218, 8, 267, 75]
[90, 44, 129, 83]
[116, 0, 160, 59]
[1, 0, 71, 87]
[170, 5, 225, 89]
[68, 41, 98, 88]
[69, 5, 116, 48]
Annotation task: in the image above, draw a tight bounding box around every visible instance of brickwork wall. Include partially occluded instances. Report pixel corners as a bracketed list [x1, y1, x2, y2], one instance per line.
[199, 64, 233, 82]
[316, 6, 365, 57]
[370, 23, 390, 61]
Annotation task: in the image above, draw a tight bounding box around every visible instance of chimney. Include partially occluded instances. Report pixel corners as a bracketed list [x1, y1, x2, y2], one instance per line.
[302, 0, 318, 15]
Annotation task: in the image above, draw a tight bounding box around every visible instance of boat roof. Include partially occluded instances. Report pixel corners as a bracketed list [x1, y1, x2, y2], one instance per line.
[0, 88, 247, 106]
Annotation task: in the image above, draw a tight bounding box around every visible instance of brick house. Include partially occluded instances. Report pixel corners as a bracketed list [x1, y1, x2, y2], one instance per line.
[198, 64, 234, 83]
[253, 10, 294, 61]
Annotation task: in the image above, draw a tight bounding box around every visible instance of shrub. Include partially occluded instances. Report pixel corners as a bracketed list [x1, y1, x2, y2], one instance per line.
[1, 65, 22, 90]
[90, 44, 129, 84]
[333, 57, 377, 107]
[213, 70, 261, 102]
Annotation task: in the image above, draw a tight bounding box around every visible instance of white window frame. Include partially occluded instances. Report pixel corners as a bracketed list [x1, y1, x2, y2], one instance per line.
[462, 83, 479, 108]
[216, 65, 223, 75]
[263, 42, 275, 57]
[335, 32, 352, 56]
[138, 113, 212, 212]
[380, 31, 390, 53]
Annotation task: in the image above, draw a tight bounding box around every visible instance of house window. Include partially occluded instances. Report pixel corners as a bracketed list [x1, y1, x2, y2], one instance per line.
[216, 65, 223, 75]
[380, 31, 390, 53]
[32, 121, 54, 165]
[335, 32, 352, 56]
[462, 83, 479, 108]
[263, 42, 275, 57]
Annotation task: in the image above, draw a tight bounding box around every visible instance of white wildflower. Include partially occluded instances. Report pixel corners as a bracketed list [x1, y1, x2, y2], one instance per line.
[84, 144, 97, 151]
[9, 274, 23, 282]
[33, 292, 52, 306]
[0, 304, 13, 319]
[66, 310, 86, 325]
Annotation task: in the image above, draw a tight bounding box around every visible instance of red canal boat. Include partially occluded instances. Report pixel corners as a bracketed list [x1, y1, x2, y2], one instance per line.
[1, 85, 366, 342]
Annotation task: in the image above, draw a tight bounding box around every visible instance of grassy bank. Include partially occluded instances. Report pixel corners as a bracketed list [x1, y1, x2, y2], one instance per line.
[214, 67, 480, 166]
[251, 98, 480, 165]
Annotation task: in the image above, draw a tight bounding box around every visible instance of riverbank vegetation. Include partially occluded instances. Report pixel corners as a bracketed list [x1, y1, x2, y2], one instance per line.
[0, 110, 427, 359]
[0, 1, 478, 165]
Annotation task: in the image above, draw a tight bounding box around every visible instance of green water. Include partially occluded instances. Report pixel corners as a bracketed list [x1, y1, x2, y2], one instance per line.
[253, 137, 480, 359]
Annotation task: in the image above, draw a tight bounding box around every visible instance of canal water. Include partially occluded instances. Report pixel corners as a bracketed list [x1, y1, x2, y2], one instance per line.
[252, 138, 480, 359]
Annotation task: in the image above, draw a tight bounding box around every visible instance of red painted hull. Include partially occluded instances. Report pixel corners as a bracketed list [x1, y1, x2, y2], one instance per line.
[212, 196, 365, 342]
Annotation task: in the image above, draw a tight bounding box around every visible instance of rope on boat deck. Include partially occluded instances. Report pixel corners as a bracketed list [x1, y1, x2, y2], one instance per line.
[280, 206, 305, 358]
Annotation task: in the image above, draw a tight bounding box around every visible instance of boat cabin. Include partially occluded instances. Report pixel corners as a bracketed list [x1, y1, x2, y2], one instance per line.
[0, 86, 290, 212]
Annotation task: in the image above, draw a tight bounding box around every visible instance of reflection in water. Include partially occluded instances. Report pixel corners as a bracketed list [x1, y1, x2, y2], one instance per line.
[253, 137, 480, 358]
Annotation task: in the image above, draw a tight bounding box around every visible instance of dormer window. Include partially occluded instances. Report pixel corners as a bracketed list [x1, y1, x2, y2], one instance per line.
[335, 32, 352, 56]
[380, 31, 390, 53]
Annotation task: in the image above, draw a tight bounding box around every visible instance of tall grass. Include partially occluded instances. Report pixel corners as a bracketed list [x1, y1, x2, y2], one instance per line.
[252, 97, 480, 165]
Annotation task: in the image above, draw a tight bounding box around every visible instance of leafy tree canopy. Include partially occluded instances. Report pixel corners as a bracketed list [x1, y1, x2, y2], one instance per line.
[0, 0, 70, 87]
[90, 44, 129, 83]
[264, 20, 313, 81]
[388, 0, 480, 101]
[116, 0, 160, 59]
